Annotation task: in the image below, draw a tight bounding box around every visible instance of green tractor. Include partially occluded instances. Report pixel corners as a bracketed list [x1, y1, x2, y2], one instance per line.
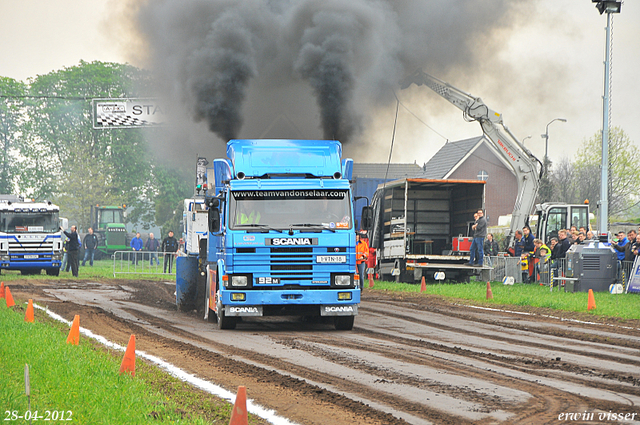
[90, 205, 128, 258]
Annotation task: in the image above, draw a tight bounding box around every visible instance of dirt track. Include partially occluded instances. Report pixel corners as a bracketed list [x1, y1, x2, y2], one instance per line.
[10, 279, 640, 425]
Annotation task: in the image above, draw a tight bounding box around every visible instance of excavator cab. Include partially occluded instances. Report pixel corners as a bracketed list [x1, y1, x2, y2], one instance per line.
[533, 203, 590, 243]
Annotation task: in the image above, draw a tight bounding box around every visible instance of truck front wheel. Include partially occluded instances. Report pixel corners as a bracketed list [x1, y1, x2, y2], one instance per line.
[46, 268, 60, 276]
[334, 316, 354, 330]
[217, 307, 237, 330]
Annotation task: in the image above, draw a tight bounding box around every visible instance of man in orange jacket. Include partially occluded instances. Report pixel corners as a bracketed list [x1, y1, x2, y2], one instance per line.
[356, 232, 369, 290]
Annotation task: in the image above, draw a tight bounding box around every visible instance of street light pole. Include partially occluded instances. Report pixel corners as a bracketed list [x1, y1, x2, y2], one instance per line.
[593, 0, 621, 241]
[540, 118, 567, 175]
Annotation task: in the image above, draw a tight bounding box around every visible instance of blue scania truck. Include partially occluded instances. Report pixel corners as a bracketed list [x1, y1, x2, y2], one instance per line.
[176, 140, 370, 330]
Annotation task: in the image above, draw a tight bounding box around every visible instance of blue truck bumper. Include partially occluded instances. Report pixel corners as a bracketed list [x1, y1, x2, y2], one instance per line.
[221, 288, 360, 316]
[1, 261, 60, 270]
[222, 288, 359, 305]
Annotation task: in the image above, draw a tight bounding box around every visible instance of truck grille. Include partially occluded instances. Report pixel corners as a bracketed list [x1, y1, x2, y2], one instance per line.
[270, 248, 313, 280]
[9, 239, 54, 253]
[231, 246, 350, 286]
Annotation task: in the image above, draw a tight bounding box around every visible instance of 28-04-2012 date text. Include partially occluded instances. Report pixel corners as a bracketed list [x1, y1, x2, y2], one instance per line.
[4, 410, 72, 421]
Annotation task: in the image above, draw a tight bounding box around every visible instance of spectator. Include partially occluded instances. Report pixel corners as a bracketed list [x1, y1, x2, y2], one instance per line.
[548, 237, 559, 269]
[622, 230, 636, 262]
[61, 232, 69, 272]
[612, 231, 628, 262]
[573, 230, 580, 240]
[538, 246, 551, 283]
[549, 237, 559, 259]
[575, 232, 586, 245]
[82, 227, 99, 266]
[61, 225, 80, 277]
[533, 239, 550, 260]
[466, 209, 486, 267]
[522, 227, 535, 253]
[586, 230, 595, 240]
[162, 231, 179, 273]
[556, 230, 572, 259]
[631, 234, 640, 259]
[483, 233, 499, 266]
[513, 230, 525, 258]
[356, 232, 369, 290]
[130, 232, 143, 265]
[145, 232, 160, 266]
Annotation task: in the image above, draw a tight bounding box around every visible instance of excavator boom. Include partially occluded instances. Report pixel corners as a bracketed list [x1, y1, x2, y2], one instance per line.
[401, 69, 542, 247]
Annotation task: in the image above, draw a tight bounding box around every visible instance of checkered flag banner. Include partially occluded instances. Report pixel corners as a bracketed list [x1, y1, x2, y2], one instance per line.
[93, 98, 165, 129]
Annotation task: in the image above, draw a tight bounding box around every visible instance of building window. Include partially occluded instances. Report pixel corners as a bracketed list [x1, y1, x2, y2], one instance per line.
[477, 170, 488, 181]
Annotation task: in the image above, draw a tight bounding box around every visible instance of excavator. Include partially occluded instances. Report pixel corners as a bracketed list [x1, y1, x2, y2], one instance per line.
[400, 69, 589, 248]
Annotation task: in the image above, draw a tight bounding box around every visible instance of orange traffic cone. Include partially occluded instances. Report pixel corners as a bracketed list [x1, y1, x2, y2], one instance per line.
[229, 386, 248, 425]
[25, 299, 34, 322]
[486, 282, 493, 300]
[66, 315, 80, 345]
[420, 276, 426, 293]
[368, 273, 374, 288]
[587, 289, 596, 311]
[119, 335, 136, 376]
[0, 281, 4, 299]
[5, 286, 15, 307]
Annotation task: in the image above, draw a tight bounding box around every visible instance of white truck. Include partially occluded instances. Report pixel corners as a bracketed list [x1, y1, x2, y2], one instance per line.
[0, 195, 63, 275]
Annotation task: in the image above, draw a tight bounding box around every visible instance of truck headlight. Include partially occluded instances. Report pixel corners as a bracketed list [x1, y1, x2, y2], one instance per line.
[231, 275, 248, 287]
[334, 275, 351, 286]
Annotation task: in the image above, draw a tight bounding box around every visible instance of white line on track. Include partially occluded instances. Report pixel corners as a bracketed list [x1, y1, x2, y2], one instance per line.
[32, 303, 299, 425]
[458, 303, 640, 331]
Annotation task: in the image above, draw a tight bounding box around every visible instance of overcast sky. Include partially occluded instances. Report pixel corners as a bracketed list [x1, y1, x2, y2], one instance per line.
[0, 0, 638, 168]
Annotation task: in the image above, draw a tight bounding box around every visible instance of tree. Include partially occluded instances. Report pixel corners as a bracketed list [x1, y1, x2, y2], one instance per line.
[0, 78, 27, 194]
[153, 165, 193, 237]
[573, 127, 640, 219]
[21, 61, 155, 226]
[551, 157, 576, 203]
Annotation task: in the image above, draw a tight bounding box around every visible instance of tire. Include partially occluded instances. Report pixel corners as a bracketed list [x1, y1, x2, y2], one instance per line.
[195, 273, 206, 316]
[204, 271, 217, 323]
[334, 316, 355, 330]
[217, 305, 237, 330]
[46, 268, 60, 276]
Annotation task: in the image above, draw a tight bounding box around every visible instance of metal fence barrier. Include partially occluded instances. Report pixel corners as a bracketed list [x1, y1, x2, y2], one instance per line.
[482, 255, 634, 291]
[482, 256, 524, 284]
[112, 250, 178, 277]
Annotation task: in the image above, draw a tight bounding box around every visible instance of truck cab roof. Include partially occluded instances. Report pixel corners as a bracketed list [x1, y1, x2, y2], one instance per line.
[227, 139, 346, 180]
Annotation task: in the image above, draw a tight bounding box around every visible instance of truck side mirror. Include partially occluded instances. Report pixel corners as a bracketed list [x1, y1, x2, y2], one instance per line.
[361, 206, 373, 230]
[208, 208, 220, 233]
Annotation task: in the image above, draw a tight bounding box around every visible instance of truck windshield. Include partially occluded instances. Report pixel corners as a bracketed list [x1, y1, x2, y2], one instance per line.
[229, 189, 352, 230]
[99, 209, 124, 225]
[0, 211, 60, 233]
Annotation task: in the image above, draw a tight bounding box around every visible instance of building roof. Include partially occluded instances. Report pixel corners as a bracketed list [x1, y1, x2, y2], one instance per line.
[419, 136, 485, 179]
[352, 163, 423, 179]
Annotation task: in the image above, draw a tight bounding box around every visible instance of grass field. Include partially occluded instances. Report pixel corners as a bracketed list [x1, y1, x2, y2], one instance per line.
[0, 301, 251, 424]
[0, 258, 173, 282]
[369, 279, 640, 321]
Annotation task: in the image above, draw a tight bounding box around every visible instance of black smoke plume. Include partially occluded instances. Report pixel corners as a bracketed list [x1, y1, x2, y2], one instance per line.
[133, 0, 527, 149]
